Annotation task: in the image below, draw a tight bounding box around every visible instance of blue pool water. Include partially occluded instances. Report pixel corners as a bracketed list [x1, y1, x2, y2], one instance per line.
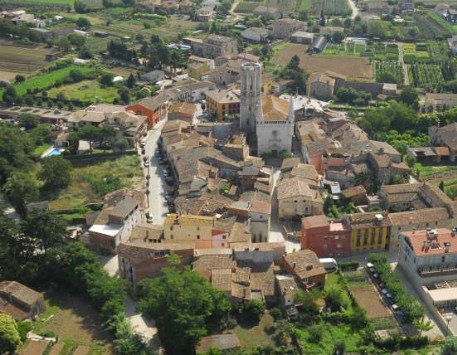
[43, 148, 65, 158]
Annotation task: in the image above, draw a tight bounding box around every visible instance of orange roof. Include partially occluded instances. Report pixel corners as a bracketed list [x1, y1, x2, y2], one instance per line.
[261, 96, 289, 121]
[168, 102, 196, 117]
[433, 146, 450, 156]
[402, 228, 457, 256]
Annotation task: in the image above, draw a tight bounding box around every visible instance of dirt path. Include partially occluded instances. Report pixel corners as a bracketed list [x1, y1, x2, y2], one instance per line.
[398, 43, 410, 86]
[348, 0, 359, 19]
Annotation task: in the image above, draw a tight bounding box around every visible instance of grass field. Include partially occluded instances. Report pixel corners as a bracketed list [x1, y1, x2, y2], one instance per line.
[31, 290, 112, 354]
[0, 41, 54, 75]
[48, 155, 142, 210]
[232, 313, 275, 349]
[12, 65, 95, 97]
[273, 43, 373, 80]
[47, 80, 119, 103]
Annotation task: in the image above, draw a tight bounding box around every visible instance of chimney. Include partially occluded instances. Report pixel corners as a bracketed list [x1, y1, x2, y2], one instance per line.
[293, 261, 297, 269]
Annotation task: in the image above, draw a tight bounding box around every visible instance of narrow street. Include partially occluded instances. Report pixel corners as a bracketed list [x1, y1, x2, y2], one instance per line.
[142, 118, 169, 226]
[269, 169, 301, 253]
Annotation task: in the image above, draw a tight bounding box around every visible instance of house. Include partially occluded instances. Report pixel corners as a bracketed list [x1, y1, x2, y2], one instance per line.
[271, 18, 307, 39]
[275, 275, 299, 307]
[118, 241, 194, 293]
[277, 177, 324, 219]
[205, 88, 240, 120]
[424, 93, 457, 112]
[202, 34, 238, 59]
[196, 6, 214, 22]
[168, 102, 197, 124]
[0, 281, 45, 320]
[429, 122, 457, 162]
[399, 228, 457, 285]
[301, 215, 351, 257]
[127, 92, 168, 127]
[342, 212, 391, 252]
[341, 185, 368, 205]
[196, 334, 241, 353]
[307, 72, 336, 100]
[89, 197, 141, 254]
[282, 249, 326, 289]
[290, 31, 314, 44]
[241, 27, 270, 43]
[288, 164, 321, 190]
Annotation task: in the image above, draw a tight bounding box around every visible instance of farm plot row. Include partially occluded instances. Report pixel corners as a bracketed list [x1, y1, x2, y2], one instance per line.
[408, 63, 445, 90]
[234, 1, 259, 12]
[375, 60, 403, 85]
[412, 13, 452, 40]
[402, 43, 429, 64]
[321, 0, 351, 16]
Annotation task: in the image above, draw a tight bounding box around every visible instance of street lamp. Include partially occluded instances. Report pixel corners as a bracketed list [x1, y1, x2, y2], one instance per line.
[445, 314, 452, 335]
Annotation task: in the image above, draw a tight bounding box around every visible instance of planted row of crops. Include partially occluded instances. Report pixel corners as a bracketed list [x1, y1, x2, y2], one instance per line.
[409, 64, 445, 90]
[321, 0, 351, 16]
[375, 60, 404, 84]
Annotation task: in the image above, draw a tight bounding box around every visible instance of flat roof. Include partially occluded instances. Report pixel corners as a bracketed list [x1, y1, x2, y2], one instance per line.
[89, 224, 121, 237]
[426, 287, 457, 303]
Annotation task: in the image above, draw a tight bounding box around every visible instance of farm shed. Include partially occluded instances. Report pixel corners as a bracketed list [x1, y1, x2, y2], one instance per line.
[311, 36, 327, 53]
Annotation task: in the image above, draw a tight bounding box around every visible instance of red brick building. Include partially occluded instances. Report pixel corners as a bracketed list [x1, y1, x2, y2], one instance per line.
[127, 92, 168, 128]
[301, 215, 351, 257]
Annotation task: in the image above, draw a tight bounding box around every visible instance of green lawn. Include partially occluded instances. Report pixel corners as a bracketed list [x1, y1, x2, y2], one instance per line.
[232, 313, 275, 349]
[299, 0, 312, 10]
[33, 144, 52, 158]
[415, 163, 457, 178]
[48, 155, 142, 210]
[47, 80, 119, 103]
[12, 65, 95, 97]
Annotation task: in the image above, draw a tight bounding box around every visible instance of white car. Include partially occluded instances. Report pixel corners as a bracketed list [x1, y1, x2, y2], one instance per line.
[144, 161, 150, 167]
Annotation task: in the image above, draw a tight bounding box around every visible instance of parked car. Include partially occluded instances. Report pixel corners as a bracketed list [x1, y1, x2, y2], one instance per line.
[144, 161, 150, 167]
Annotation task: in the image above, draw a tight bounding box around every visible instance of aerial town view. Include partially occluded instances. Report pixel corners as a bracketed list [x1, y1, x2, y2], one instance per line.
[3, 0, 457, 354]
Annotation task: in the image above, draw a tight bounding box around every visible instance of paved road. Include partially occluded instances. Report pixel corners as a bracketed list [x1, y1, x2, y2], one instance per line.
[269, 169, 301, 253]
[141, 119, 169, 226]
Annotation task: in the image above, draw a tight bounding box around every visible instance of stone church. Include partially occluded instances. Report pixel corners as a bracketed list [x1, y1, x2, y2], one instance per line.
[239, 62, 294, 156]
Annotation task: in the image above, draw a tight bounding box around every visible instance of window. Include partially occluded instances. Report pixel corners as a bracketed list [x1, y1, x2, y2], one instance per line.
[222, 235, 226, 239]
[442, 256, 446, 263]
[171, 235, 174, 239]
[170, 226, 173, 231]
[197, 235, 200, 239]
[377, 229, 382, 244]
[196, 226, 200, 231]
[356, 234, 361, 247]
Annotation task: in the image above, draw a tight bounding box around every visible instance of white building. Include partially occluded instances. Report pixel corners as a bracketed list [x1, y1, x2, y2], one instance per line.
[239, 62, 294, 156]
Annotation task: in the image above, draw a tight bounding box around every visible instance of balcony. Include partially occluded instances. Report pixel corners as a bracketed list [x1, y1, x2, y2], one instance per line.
[418, 265, 457, 277]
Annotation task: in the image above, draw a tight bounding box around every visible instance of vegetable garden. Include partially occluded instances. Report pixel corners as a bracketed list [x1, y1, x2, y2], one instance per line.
[408, 64, 445, 91]
[321, 0, 352, 16]
[402, 43, 429, 64]
[375, 61, 403, 84]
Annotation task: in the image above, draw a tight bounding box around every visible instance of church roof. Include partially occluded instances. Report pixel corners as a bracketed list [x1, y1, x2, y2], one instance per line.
[261, 96, 289, 121]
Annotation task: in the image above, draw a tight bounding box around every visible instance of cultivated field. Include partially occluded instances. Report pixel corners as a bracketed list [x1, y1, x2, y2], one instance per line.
[21, 340, 50, 355]
[0, 41, 53, 76]
[47, 80, 119, 104]
[273, 43, 373, 80]
[351, 285, 391, 319]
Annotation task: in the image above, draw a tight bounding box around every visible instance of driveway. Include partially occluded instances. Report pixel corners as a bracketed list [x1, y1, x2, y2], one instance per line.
[125, 296, 161, 351]
[141, 119, 169, 226]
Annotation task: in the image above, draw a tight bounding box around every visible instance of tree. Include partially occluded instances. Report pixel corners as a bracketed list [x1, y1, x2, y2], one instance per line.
[399, 86, 419, 111]
[126, 73, 136, 88]
[98, 126, 116, 151]
[99, 72, 114, 86]
[68, 132, 79, 155]
[122, 0, 135, 5]
[74, 0, 89, 13]
[0, 313, 21, 353]
[19, 113, 38, 130]
[332, 31, 344, 44]
[442, 336, 457, 355]
[273, 319, 295, 347]
[138, 267, 230, 354]
[68, 33, 86, 48]
[118, 86, 130, 104]
[294, 289, 320, 316]
[3, 171, 39, 215]
[414, 316, 433, 337]
[15, 74, 25, 83]
[404, 155, 416, 169]
[324, 287, 346, 312]
[76, 17, 91, 29]
[439, 180, 445, 192]
[242, 299, 265, 322]
[21, 213, 68, 252]
[78, 125, 99, 153]
[114, 138, 129, 152]
[38, 156, 72, 190]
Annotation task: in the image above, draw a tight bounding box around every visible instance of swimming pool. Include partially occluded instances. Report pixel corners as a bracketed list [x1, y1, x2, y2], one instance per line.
[42, 148, 65, 158]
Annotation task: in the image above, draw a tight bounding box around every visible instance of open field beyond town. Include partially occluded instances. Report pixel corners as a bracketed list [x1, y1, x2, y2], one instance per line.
[0, 41, 53, 75]
[47, 80, 119, 103]
[273, 43, 374, 80]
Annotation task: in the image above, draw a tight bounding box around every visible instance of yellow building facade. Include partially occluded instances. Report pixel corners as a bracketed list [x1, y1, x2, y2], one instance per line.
[344, 212, 391, 252]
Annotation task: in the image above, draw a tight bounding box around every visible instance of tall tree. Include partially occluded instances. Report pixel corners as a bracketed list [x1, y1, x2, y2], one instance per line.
[3, 171, 39, 215]
[399, 86, 419, 111]
[21, 213, 68, 252]
[138, 267, 230, 354]
[68, 132, 80, 155]
[38, 156, 72, 190]
[0, 313, 21, 353]
[78, 125, 99, 154]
